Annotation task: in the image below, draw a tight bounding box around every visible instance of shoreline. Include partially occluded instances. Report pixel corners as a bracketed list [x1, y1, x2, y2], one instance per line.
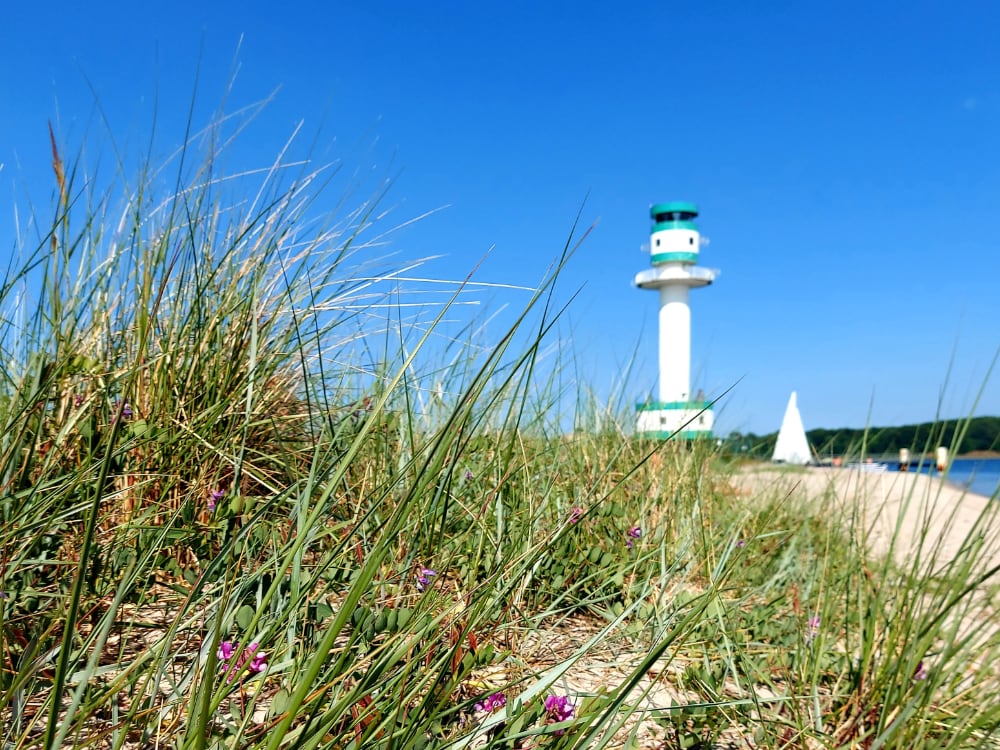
[958, 450, 1000, 459]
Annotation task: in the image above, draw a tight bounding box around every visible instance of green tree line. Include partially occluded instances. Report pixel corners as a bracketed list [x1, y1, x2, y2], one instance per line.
[727, 416, 1000, 459]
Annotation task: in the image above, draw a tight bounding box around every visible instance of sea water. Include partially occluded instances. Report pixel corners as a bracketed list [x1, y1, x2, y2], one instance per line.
[937, 458, 1000, 499]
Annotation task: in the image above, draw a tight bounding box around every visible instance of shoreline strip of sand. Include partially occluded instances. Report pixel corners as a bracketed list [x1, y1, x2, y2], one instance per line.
[735, 465, 999, 567]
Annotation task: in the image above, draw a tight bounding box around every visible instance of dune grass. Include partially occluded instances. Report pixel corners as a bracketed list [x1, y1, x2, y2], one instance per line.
[2, 103, 1000, 750]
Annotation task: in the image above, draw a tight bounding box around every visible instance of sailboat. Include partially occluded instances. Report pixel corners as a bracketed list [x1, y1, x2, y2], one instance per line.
[772, 391, 812, 465]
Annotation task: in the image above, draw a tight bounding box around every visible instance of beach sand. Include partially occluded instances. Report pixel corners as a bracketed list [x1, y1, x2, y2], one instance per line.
[735, 464, 1000, 570]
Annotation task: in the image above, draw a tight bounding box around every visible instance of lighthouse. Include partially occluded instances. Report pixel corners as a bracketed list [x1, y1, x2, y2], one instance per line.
[634, 202, 718, 438]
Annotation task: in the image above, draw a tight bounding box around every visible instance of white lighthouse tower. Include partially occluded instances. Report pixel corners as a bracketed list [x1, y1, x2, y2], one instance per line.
[634, 202, 718, 438]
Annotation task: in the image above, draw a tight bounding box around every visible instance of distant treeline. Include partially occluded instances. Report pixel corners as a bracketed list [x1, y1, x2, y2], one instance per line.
[727, 416, 1000, 458]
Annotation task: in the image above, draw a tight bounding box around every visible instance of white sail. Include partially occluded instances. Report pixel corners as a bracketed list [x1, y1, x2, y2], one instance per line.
[772, 391, 812, 465]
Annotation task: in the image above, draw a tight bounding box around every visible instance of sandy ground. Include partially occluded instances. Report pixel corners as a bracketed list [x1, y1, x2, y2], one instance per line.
[734, 464, 1000, 570]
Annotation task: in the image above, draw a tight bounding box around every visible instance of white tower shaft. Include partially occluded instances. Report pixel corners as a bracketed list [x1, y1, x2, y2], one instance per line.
[658, 284, 691, 403]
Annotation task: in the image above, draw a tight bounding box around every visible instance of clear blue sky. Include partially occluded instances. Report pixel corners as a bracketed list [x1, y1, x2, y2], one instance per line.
[2, 0, 998, 435]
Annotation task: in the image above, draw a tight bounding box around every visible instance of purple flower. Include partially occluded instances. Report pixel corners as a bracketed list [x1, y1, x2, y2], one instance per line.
[416, 568, 437, 591]
[111, 399, 132, 423]
[465, 469, 474, 481]
[474, 692, 506, 713]
[913, 661, 928, 681]
[807, 616, 821, 639]
[217, 640, 267, 683]
[568, 507, 584, 524]
[626, 526, 642, 549]
[247, 643, 268, 674]
[209, 488, 225, 511]
[544, 694, 574, 734]
[736, 539, 745, 548]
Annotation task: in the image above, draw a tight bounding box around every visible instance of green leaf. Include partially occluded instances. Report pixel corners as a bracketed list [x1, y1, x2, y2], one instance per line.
[396, 607, 412, 629]
[313, 602, 334, 622]
[128, 419, 149, 438]
[236, 605, 255, 630]
[270, 688, 291, 718]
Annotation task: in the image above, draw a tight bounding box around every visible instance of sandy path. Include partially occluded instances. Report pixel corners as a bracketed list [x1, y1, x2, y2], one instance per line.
[734, 465, 1000, 570]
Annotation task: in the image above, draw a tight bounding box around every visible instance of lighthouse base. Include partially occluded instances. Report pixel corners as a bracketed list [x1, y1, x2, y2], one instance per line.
[635, 400, 714, 439]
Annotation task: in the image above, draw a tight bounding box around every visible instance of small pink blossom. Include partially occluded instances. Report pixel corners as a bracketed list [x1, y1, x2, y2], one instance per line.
[111, 399, 133, 422]
[474, 692, 506, 713]
[807, 616, 821, 639]
[544, 694, 574, 734]
[248, 646, 267, 673]
[568, 507, 584, 524]
[626, 526, 642, 549]
[416, 568, 437, 591]
[217, 640, 267, 683]
[208, 488, 224, 511]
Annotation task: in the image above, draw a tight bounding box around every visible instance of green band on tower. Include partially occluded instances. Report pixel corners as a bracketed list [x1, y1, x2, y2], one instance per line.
[651, 220, 698, 233]
[651, 251, 699, 265]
